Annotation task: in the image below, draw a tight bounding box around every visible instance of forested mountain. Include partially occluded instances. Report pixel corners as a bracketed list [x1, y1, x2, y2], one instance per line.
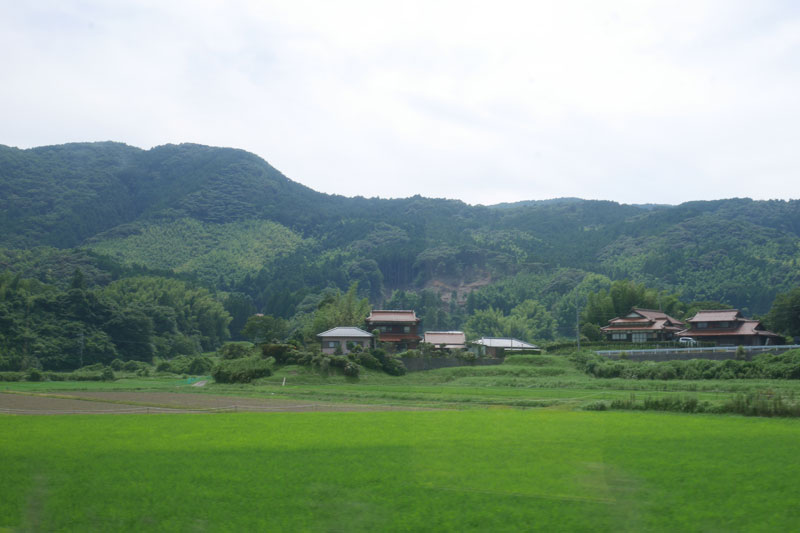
[2, 141, 800, 356]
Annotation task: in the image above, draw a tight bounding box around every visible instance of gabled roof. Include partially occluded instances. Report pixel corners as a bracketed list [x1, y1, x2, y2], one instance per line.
[677, 320, 781, 338]
[317, 327, 374, 338]
[632, 308, 683, 323]
[423, 331, 466, 346]
[602, 308, 684, 331]
[688, 310, 743, 323]
[366, 310, 420, 323]
[472, 337, 538, 349]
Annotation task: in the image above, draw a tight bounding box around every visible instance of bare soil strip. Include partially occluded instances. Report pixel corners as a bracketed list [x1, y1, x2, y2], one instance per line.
[0, 391, 431, 415]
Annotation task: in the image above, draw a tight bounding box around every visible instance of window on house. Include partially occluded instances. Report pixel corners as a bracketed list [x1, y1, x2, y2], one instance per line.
[696, 322, 708, 329]
[327, 341, 339, 349]
[612, 333, 627, 340]
[631, 333, 647, 343]
[403, 326, 410, 333]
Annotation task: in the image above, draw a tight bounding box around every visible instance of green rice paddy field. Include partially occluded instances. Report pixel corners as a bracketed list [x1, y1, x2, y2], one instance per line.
[2, 410, 800, 532]
[4, 355, 800, 531]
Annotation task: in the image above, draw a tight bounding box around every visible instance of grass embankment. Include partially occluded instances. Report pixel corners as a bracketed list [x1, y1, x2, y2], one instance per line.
[2, 411, 799, 531]
[6, 354, 800, 412]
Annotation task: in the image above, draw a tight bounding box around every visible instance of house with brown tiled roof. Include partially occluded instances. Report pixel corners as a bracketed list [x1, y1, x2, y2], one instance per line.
[601, 308, 685, 343]
[676, 310, 782, 346]
[365, 310, 422, 350]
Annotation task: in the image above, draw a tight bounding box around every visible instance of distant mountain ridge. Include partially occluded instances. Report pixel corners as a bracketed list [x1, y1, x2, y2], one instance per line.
[2, 142, 799, 317]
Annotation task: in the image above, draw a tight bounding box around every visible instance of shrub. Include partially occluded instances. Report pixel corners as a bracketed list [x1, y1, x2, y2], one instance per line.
[504, 354, 552, 366]
[110, 359, 124, 371]
[160, 355, 214, 375]
[343, 361, 360, 377]
[720, 392, 800, 417]
[212, 357, 273, 383]
[218, 342, 256, 360]
[371, 348, 386, 358]
[101, 367, 115, 381]
[583, 401, 608, 411]
[311, 354, 331, 375]
[735, 345, 747, 361]
[455, 350, 478, 362]
[122, 360, 145, 372]
[292, 350, 315, 366]
[66, 370, 106, 381]
[261, 344, 292, 364]
[188, 356, 213, 375]
[26, 368, 43, 382]
[352, 351, 382, 370]
[382, 356, 406, 376]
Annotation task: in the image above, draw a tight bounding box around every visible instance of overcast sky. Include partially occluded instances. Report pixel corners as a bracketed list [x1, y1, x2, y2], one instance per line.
[2, 1, 800, 205]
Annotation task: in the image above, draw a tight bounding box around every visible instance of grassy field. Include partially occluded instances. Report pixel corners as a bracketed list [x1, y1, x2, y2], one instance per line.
[2, 410, 800, 531]
[4, 355, 800, 530]
[5, 353, 800, 410]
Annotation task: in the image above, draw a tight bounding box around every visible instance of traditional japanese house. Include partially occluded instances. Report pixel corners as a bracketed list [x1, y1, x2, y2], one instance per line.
[676, 310, 782, 346]
[422, 331, 467, 350]
[601, 308, 685, 342]
[317, 327, 374, 354]
[365, 310, 422, 350]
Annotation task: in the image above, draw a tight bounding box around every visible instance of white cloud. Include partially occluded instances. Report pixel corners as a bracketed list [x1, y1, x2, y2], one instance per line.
[2, 0, 800, 204]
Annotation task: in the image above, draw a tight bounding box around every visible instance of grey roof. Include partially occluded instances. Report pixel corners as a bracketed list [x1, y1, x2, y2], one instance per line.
[471, 337, 538, 349]
[317, 327, 374, 338]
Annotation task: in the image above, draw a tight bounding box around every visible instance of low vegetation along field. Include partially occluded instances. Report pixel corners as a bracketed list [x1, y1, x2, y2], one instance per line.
[3, 354, 800, 531]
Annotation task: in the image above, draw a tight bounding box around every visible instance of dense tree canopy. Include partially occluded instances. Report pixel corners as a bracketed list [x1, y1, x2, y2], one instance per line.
[2, 142, 800, 358]
[767, 288, 800, 338]
[0, 271, 231, 371]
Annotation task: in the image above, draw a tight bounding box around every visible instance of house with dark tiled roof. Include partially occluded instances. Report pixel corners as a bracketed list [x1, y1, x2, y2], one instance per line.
[601, 308, 685, 342]
[317, 327, 374, 354]
[365, 310, 422, 350]
[676, 310, 782, 346]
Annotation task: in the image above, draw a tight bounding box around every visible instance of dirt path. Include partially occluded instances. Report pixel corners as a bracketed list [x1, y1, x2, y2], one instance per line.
[0, 391, 430, 415]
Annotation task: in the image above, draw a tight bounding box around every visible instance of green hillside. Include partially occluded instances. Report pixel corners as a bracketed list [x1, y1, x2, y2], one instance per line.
[88, 218, 305, 286]
[2, 141, 800, 336]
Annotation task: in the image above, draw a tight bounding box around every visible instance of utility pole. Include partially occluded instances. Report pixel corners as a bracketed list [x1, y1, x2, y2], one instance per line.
[576, 304, 581, 351]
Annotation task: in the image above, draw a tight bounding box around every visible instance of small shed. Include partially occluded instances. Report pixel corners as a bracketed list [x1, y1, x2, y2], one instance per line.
[423, 331, 467, 350]
[471, 337, 538, 358]
[317, 327, 374, 354]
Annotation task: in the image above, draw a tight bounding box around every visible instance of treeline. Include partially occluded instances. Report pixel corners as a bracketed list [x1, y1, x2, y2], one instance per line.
[237, 275, 800, 351]
[0, 270, 230, 371]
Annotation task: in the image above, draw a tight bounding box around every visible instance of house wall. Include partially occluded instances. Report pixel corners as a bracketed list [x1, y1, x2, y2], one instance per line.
[606, 331, 676, 342]
[690, 335, 765, 347]
[320, 337, 372, 355]
[369, 323, 419, 335]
